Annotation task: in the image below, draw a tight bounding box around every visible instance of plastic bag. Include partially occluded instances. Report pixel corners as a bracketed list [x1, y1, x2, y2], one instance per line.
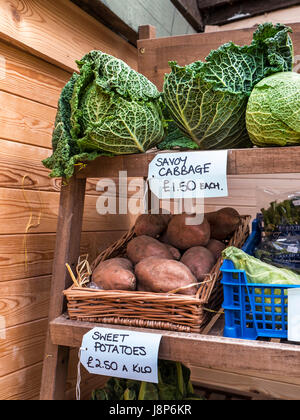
[254, 232, 300, 272]
[255, 188, 300, 271]
[257, 188, 300, 232]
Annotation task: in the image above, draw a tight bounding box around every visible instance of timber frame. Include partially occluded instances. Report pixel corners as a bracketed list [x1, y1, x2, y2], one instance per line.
[40, 24, 300, 400]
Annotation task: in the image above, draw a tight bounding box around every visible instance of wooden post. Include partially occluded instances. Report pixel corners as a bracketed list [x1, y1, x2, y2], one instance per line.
[138, 25, 156, 40]
[40, 176, 86, 400]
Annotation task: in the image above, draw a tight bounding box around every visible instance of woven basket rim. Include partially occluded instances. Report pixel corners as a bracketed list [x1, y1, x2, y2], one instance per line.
[64, 284, 208, 303]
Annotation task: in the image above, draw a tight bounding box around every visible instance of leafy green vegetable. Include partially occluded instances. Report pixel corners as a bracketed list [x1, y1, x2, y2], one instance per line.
[254, 233, 300, 273]
[246, 71, 300, 147]
[137, 381, 159, 400]
[43, 51, 166, 178]
[261, 197, 300, 231]
[42, 74, 100, 178]
[91, 360, 204, 401]
[223, 246, 300, 285]
[157, 114, 200, 151]
[163, 23, 293, 151]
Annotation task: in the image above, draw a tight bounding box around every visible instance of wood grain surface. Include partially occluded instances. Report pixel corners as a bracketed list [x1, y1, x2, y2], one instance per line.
[77, 146, 300, 178]
[50, 315, 300, 395]
[0, 0, 137, 72]
[0, 90, 56, 148]
[0, 39, 69, 107]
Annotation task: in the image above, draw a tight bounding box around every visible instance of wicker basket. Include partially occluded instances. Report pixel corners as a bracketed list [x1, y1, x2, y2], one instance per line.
[64, 215, 251, 333]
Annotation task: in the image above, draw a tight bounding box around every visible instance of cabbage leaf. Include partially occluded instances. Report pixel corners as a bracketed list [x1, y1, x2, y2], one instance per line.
[43, 51, 165, 178]
[246, 71, 300, 147]
[42, 73, 100, 179]
[163, 23, 294, 151]
[223, 246, 300, 285]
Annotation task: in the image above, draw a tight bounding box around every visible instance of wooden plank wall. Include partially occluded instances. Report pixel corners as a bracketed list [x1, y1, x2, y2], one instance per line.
[0, 0, 138, 400]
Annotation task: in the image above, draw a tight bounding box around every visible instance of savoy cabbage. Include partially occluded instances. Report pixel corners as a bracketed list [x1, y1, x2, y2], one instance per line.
[246, 71, 300, 147]
[43, 51, 165, 178]
[163, 23, 294, 150]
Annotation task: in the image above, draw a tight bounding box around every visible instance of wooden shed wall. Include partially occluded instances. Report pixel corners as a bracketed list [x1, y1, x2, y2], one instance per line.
[0, 0, 137, 400]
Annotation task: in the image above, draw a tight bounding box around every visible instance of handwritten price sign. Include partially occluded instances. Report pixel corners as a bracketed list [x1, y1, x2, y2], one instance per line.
[80, 327, 162, 383]
[148, 150, 228, 199]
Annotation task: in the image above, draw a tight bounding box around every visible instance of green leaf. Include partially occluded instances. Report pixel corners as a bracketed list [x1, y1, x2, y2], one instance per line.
[223, 246, 300, 285]
[43, 50, 166, 178]
[123, 388, 136, 400]
[71, 51, 165, 155]
[138, 382, 159, 400]
[246, 71, 300, 147]
[163, 23, 294, 150]
[158, 116, 200, 151]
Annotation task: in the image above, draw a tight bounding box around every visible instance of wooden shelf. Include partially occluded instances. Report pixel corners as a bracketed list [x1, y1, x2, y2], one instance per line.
[76, 146, 300, 179]
[51, 314, 300, 388]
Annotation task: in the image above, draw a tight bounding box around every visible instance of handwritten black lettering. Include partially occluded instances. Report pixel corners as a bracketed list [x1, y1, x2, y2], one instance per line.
[203, 163, 212, 173]
[186, 180, 196, 191]
[139, 347, 146, 356]
[92, 331, 129, 342]
[133, 363, 152, 374]
[155, 156, 188, 168]
[155, 157, 164, 167]
[157, 163, 212, 177]
[200, 182, 220, 190]
[87, 356, 94, 369]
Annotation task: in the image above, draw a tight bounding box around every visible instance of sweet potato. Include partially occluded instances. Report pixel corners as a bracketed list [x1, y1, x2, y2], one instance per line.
[92, 257, 136, 291]
[165, 244, 181, 260]
[181, 246, 215, 282]
[135, 257, 198, 295]
[126, 235, 174, 265]
[166, 213, 210, 250]
[206, 207, 240, 240]
[158, 230, 170, 244]
[206, 239, 226, 262]
[134, 214, 172, 238]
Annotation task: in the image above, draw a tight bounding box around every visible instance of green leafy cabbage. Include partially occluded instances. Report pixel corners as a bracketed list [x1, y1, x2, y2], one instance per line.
[158, 109, 199, 151]
[163, 23, 294, 151]
[43, 51, 165, 178]
[246, 71, 300, 147]
[223, 246, 300, 285]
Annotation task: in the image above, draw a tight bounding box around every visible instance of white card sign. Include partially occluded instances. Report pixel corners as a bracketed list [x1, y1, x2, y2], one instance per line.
[148, 150, 228, 199]
[80, 327, 162, 383]
[288, 288, 300, 342]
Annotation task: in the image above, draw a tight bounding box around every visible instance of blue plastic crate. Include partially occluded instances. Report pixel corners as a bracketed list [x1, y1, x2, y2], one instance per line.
[221, 219, 300, 340]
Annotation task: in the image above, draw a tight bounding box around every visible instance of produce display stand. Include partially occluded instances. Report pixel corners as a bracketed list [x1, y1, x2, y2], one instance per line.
[40, 25, 300, 400]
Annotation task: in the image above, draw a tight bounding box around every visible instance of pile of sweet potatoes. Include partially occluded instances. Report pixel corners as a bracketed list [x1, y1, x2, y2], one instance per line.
[91, 208, 241, 296]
